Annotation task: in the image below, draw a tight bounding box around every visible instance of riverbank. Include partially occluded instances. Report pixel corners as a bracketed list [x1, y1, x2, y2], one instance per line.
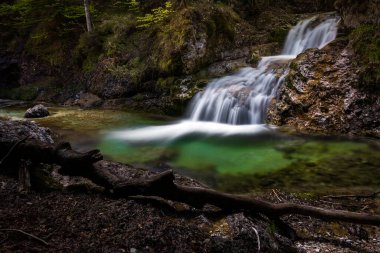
[1, 174, 379, 253]
[0, 117, 379, 252]
[1, 102, 379, 195]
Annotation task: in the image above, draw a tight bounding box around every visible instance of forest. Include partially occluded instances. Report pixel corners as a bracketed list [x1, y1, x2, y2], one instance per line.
[0, 0, 379, 252]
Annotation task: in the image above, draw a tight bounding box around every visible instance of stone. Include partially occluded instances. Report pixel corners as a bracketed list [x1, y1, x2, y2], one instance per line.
[267, 38, 380, 137]
[24, 104, 50, 118]
[0, 119, 54, 144]
[75, 92, 102, 108]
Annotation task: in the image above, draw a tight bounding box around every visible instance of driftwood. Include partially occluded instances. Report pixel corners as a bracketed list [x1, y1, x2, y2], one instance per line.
[0, 139, 102, 168]
[1, 138, 380, 227]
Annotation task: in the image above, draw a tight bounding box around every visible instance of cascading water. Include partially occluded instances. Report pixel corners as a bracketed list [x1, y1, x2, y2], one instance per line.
[109, 15, 339, 143]
[188, 15, 339, 125]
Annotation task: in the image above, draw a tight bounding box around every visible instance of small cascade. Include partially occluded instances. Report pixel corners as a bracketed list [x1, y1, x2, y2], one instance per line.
[188, 15, 338, 125]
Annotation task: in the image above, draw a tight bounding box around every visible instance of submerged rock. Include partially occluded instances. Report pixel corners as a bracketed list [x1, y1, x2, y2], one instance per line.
[24, 104, 50, 118]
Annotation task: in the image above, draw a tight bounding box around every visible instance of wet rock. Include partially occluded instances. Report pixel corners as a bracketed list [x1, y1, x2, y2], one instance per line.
[0, 119, 54, 144]
[24, 104, 50, 118]
[335, 0, 380, 28]
[182, 32, 208, 74]
[64, 92, 103, 108]
[87, 59, 136, 99]
[267, 38, 380, 137]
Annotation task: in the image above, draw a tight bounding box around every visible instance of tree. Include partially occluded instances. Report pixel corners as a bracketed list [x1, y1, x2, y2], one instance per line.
[83, 0, 93, 33]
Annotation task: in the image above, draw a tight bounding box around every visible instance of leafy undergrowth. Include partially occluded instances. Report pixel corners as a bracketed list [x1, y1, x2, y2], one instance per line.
[0, 0, 317, 107]
[349, 25, 380, 92]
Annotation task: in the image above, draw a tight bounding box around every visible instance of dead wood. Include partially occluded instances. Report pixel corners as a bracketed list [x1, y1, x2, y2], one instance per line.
[1, 139, 380, 227]
[322, 191, 380, 199]
[0, 229, 49, 246]
[107, 169, 380, 226]
[0, 139, 102, 169]
[18, 159, 31, 193]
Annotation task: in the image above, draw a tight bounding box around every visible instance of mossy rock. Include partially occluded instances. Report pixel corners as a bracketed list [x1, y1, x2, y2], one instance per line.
[269, 28, 289, 45]
[0, 85, 39, 101]
[349, 25, 380, 92]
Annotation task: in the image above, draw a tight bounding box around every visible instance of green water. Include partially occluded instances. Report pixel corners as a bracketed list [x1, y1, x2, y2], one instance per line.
[1, 102, 379, 193]
[99, 133, 379, 193]
[0, 103, 165, 151]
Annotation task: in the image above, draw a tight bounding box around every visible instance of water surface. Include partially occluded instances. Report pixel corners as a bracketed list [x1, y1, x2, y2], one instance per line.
[1, 102, 378, 194]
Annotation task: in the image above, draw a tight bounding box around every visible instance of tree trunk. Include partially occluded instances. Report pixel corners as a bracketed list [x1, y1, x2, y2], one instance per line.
[83, 0, 93, 33]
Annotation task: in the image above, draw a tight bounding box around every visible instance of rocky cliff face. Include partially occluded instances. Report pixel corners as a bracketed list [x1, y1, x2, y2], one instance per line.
[267, 39, 380, 136]
[267, 0, 380, 137]
[335, 0, 380, 28]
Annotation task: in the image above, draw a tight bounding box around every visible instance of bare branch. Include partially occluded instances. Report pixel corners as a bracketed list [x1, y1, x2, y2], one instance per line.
[0, 229, 49, 246]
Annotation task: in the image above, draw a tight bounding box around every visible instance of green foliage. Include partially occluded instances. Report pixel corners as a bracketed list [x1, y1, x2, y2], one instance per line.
[0, 0, 87, 32]
[0, 0, 91, 66]
[98, 14, 137, 56]
[155, 8, 192, 73]
[136, 1, 174, 28]
[127, 0, 140, 12]
[0, 85, 39, 101]
[267, 222, 277, 236]
[112, 0, 139, 12]
[349, 25, 380, 91]
[270, 28, 289, 44]
[74, 32, 103, 72]
[107, 57, 147, 84]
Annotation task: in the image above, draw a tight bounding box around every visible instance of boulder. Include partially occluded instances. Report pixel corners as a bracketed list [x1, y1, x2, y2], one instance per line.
[69, 92, 103, 108]
[24, 104, 50, 118]
[267, 39, 380, 137]
[0, 119, 53, 144]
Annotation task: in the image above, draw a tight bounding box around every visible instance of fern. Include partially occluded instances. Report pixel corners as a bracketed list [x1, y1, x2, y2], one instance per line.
[136, 1, 174, 28]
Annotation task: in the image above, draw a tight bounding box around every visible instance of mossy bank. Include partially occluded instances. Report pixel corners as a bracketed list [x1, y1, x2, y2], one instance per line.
[0, 0, 334, 115]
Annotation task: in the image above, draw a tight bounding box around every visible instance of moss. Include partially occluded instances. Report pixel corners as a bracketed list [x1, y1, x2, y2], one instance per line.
[23, 20, 72, 67]
[157, 76, 177, 95]
[0, 85, 39, 101]
[156, 9, 193, 74]
[98, 14, 137, 56]
[132, 93, 146, 102]
[284, 72, 295, 88]
[289, 61, 298, 70]
[269, 28, 289, 45]
[349, 25, 380, 92]
[0, 76, 63, 101]
[205, 19, 217, 37]
[250, 52, 260, 66]
[74, 32, 103, 73]
[158, 58, 174, 73]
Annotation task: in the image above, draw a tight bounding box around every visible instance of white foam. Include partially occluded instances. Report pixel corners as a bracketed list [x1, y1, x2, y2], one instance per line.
[108, 121, 274, 143]
[187, 16, 339, 125]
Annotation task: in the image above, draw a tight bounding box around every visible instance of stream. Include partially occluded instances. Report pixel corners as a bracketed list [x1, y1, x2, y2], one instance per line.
[1, 102, 379, 194]
[1, 15, 379, 194]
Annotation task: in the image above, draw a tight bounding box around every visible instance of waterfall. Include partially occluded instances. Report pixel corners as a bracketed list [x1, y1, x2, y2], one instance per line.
[108, 15, 339, 143]
[188, 15, 338, 125]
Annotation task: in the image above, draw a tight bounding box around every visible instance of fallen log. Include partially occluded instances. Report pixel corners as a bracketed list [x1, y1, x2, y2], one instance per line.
[1, 137, 380, 227]
[0, 139, 102, 169]
[110, 169, 380, 226]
